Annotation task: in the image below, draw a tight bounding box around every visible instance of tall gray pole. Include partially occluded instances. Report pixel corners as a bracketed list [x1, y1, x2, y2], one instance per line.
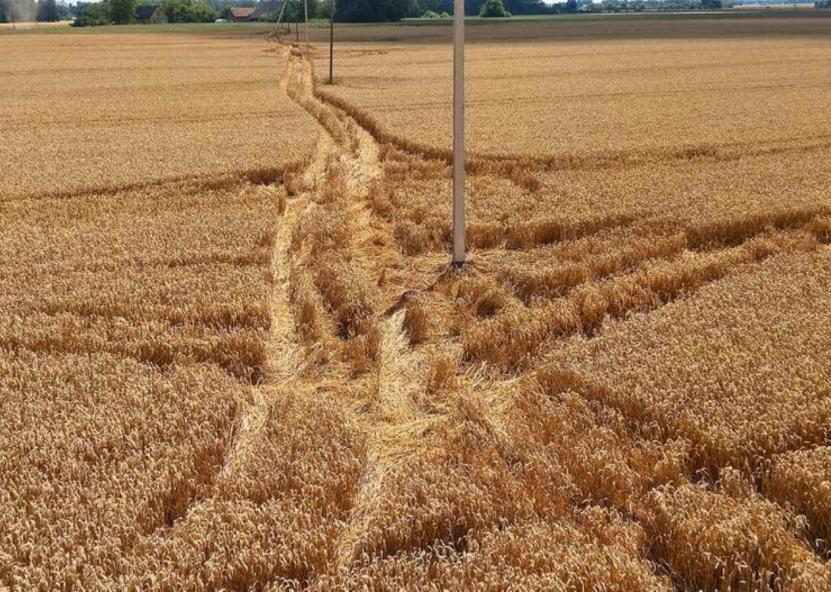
[328, 0, 335, 84]
[274, 0, 287, 31]
[304, 0, 309, 46]
[452, 0, 465, 266]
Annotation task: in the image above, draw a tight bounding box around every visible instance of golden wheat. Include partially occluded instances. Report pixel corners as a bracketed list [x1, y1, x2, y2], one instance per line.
[0, 32, 317, 201]
[295, 16, 831, 589]
[313, 28, 831, 160]
[5, 14, 831, 591]
[0, 31, 320, 590]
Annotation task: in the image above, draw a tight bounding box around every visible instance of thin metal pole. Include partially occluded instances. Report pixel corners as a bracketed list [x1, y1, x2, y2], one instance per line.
[295, 17, 299, 42]
[274, 0, 287, 30]
[328, 0, 335, 84]
[304, 0, 309, 46]
[452, 0, 465, 265]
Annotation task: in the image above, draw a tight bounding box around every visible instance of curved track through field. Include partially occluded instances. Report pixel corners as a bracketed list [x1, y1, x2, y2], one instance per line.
[224, 37, 831, 590]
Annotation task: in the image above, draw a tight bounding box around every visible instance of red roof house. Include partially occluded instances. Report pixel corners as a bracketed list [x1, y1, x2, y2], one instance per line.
[229, 7, 256, 21]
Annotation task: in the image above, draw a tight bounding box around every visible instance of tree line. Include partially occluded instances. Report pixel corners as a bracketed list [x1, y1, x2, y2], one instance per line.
[0, 0, 69, 22]
[70, 0, 218, 25]
[335, 0, 554, 21]
[67, 0, 335, 27]
[2, 0, 730, 27]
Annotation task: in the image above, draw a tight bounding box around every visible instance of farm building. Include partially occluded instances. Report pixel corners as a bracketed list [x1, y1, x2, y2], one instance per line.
[134, 5, 168, 23]
[229, 6, 256, 21]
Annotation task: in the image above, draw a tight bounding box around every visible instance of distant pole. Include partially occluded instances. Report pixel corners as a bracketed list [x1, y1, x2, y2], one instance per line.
[295, 16, 299, 42]
[303, 0, 309, 46]
[274, 0, 287, 32]
[328, 0, 335, 84]
[452, 0, 465, 266]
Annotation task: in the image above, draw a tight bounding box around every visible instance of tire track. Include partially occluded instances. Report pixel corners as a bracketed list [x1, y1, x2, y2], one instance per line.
[255, 39, 831, 588]
[274, 42, 457, 578]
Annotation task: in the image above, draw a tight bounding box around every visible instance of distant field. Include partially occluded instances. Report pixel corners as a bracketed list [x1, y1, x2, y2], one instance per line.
[307, 12, 831, 589]
[313, 11, 831, 156]
[3, 11, 831, 591]
[0, 32, 315, 199]
[0, 32, 320, 589]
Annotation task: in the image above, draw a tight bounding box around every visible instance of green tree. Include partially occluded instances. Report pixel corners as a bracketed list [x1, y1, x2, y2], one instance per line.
[415, 0, 452, 13]
[479, 0, 509, 16]
[282, 0, 320, 21]
[191, 0, 215, 19]
[464, 0, 484, 15]
[317, 0, 333, 18]
[110, 0, 135, 23]
[502, 0, 547, 13]
[161, 0, 216, 21]
[71, 1, 112, 26]
[37, 0, 59, 21]
[336, 0, 409, 21]
[3, 0, 38, 21]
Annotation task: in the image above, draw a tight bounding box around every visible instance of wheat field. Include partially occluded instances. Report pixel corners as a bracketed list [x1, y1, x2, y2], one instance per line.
[2, 12, 831, 591]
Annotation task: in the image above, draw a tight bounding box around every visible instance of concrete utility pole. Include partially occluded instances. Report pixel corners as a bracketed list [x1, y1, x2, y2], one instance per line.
[452, 0, 465, 266]
[328, 0, 335, 84]
[274, 0, 287, 32]
[303, 0, 309, 46]
[7, 0, 16, 30]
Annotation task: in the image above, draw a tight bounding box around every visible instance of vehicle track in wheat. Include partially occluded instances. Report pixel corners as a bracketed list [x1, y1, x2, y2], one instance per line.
[274, 41, 458, 578]
[204, 35, 831, 590]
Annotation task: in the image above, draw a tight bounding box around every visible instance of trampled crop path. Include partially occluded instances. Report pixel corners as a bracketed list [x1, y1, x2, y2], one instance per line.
[224, 37, 831, 589]
[3, 25, 831, 590]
